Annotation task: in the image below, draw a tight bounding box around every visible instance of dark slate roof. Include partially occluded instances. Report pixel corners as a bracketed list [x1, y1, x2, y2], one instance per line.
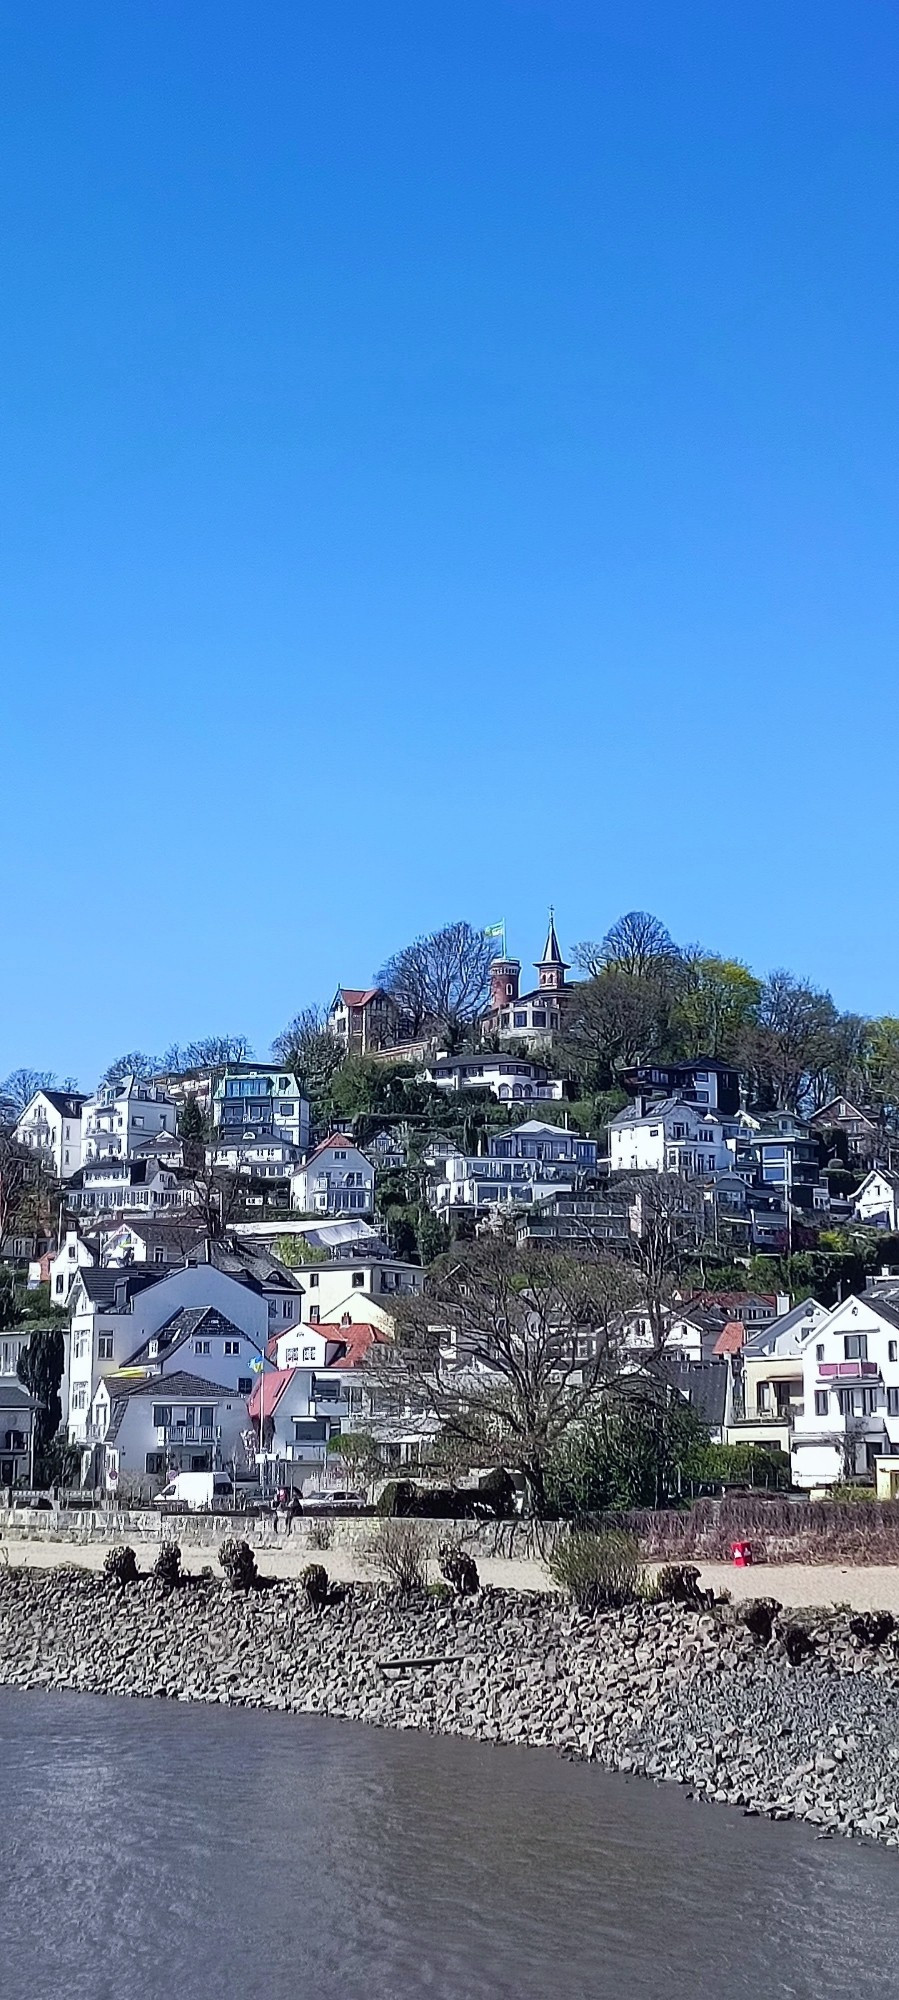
[125, 1304, 256, 1368]
[662, 1358, 729, 1430]
[40, 1091, 87, 1118]
[105, 1369, 236, 1438]
[536, 911, 568, 969]
[0, 1383, 36, 1412]
[74, 1269, 164, 1308]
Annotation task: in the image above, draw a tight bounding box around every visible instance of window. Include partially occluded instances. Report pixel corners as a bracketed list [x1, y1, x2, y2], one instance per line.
[513, 1012, 527, 1028]
[352, 1271, 365, 1288]
[757, 1383, 769, 1412]
[302, 1346, 316, 1361]
[285, 1347, 299, 1364]
[333, 1149, 347, 1161]
[153, 1246, 165, 1265]
[152, 1407, 172, 1428]
[307, 1272, 318, 1288]
[238, 1377, 252, 1396]
[71, 1388, 87, 1411]
[195, 1340, 210, 1355]
[843, 1334, 868, 1361]
[889, 1388, 899, 1418]
[814, 1390, 829, 1417]
[890, 1342, 898, 1363]
[55, 1276, 64, 1295]
[309, 1305, 320, 1322]
[816, 1343, 825, 1362]
[224, 1340, 240, 1355]
[97, 1335, 113, 1361]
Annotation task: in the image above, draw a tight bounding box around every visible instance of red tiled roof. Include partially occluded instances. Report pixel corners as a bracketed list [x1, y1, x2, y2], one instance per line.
[247, 1367, 298, 1421]
[320, 1323, 387, 1368]
[713, 1321, 746, 1357]
[338, 988, 382, 1009]
[303, 1133, 357, 1163]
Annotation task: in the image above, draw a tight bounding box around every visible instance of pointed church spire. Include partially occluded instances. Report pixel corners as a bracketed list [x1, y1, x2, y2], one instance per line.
[535, 908, 569, 989]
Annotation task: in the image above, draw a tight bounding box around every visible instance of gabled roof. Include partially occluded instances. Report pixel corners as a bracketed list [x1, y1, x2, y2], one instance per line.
[660, 1357, 729, 1429]
[855, 1167, 899, 1195]
[31, 1089, 87, 1119]
[125, 1303, 256, 1369]
[104, 1369, 234, 1404]
[247, 1366, 298, 1421]
[299, 1134, 369, 1166]
[809, 1098, 877, 1129]
[713, 1321, 746, 1357]
[74, 1268, 164, 1308]
[333, 988, 387, 1010]
[321, 1323, 386, 1368]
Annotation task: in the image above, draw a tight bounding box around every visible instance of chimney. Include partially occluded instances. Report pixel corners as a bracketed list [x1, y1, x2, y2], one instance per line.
[775, 1292, 790, 1317]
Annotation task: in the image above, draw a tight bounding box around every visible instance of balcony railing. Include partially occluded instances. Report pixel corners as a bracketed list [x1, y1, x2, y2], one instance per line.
[819, 1361, 880, 1380]
[156, 1426, 216, 1445]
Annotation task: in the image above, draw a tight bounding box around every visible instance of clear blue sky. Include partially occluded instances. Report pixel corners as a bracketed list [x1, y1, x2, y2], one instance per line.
[2, 1, 898, 1085]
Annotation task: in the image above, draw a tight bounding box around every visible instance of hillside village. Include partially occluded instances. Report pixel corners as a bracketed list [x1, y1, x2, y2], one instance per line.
[4, 908, 899, 1507]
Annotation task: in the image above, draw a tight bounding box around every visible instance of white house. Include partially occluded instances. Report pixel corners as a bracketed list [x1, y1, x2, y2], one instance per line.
[791, 1292, 899, 1488]
[211, 1136, 301, 1179]
[66, 1260, 281, 1445]
[290, 1136, 375, 1217]
[88, 1370, 249, 1496]
[13, 1089, 86, 1180]
[253, 1321, 388, 1490]
[299, 1251, 422, 1329]
[431, 1155, 575, 1216]
[211, 1065, 310, 1159]
[852, 1169, 899, 1231]
[421, 1053, 566, 1102]
[64, 1156, 189, 1219]
[727, 1298, 829, 1454]
[81, 1075, 178, 1162]
[609, 1098, 739, 1177]
[47, 1230, 98, 1306]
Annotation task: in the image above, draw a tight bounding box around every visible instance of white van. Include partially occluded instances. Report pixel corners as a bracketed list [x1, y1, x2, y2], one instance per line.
[152, 1472, 235, 1511]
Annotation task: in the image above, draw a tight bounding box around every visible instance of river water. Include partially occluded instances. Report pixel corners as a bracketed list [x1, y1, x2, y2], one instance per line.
[0, 1689, 896, 2000]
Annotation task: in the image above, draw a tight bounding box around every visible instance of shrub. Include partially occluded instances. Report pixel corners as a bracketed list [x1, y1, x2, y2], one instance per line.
[376, 1480, 417, 1518]
[781, 1621, 816, 1665]
[477, 1467, 516, 1519]
[547, 1529, 639, 1613]
[308, 1519, 332, 1550]
[153, 1541, 182, 1590]
[848, 1610, 895, 1649]
[219, 1537, 258, 1590]
[103, 1544, 138, 1588]
[437, 1538, 479, 1595]
[300, 1562, 329, 1610]
[739, 1597, 782, 1645]
[371, 1518, 429, 1594]
[655, 1564, 708, 1607]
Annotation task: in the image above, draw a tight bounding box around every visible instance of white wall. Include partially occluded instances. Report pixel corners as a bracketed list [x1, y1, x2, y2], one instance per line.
[791, 1295, 899, 1487]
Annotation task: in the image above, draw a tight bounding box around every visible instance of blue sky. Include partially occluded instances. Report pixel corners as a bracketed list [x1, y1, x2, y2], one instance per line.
[2, 1, 898, 1085]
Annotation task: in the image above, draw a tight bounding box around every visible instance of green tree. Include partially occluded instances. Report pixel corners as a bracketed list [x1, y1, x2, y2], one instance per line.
[546, 1389, 708, 1515]
[17, 1327, 65, 1460]
[672, 955, 762, 1059]
[177, 1093, 208, 1170]
[327, 1430, 382, 1494]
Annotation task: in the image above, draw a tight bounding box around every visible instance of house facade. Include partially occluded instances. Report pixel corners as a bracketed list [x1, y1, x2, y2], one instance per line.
[290, 1137, 375, 1217]
[328, 988, 399, 1055]
[298, 1252, 422, 1329]
[421, 1053, 566, 1102]
[610, 1099, 738, 1177]
[726, 1298, 829, 1454]
[13, 1089, 86, 1180]
[81, 1076, 178, 1162]
[479, 915, 576, 1048]
[64, 1157, 189, 1219]
[853, 1169, 899, 1231]
[87, 1369, 249, 1494]
[791, 1292, 899, 1488]
[212, 1066, 309, 1157]
[809, 1097, 880, 1166]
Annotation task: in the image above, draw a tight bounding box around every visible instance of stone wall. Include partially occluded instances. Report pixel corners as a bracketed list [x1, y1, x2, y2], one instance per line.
[1, 1563, 898, 1845]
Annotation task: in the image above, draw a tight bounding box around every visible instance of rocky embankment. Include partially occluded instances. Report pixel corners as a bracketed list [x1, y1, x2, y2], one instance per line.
[1, 1565, 898, 1845]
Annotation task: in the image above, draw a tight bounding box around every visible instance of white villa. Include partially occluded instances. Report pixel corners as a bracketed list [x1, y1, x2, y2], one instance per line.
[13, 1088, 86, 1180]
[290, 1137, 375, 1217]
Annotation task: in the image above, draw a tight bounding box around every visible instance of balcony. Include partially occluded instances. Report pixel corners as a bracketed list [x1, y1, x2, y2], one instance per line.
[819, 1361, 880, 1382]
[156, 1425, 217, 1446]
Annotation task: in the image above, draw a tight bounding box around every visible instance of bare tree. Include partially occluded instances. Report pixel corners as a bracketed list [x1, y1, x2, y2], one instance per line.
[572, 912, 682, 981]
[559, 967, 669, 1086]
[0, 1133, 42, 1250]
[271, 1006, 343, 1096]
[739, 972, 841, 1112]
[616, 1174, 705, 1351]
[100, 1051, 161, 1087]
[0, 1070, 59, 1121]
[386, 1236, 641, 1513]
[181, 1156, 246, 1238]
[378, 921, 496, 1048]
[160, 1035, 253, 1075]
